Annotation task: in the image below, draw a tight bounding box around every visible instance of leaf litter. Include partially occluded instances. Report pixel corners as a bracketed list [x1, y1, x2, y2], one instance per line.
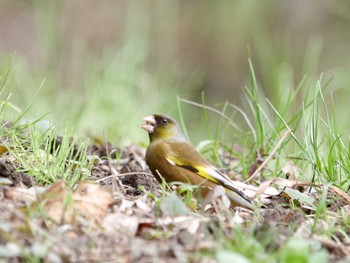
[0, 137, 350, 262]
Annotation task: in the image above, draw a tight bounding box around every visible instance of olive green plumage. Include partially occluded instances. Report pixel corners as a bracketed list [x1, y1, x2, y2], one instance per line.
[141, 114, 254, 210]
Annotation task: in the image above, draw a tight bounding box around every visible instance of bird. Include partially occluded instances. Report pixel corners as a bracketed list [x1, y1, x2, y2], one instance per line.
[140, 113, 254, 210]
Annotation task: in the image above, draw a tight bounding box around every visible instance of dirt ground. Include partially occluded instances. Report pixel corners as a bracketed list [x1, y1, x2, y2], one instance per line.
[0, 139, 349, 262]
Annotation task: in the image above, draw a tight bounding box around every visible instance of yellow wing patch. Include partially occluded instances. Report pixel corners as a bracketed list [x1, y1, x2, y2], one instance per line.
[164, 155, 220, 184]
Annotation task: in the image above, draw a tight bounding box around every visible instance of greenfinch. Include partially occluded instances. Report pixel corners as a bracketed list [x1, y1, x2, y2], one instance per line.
[141, 114, 254, 210]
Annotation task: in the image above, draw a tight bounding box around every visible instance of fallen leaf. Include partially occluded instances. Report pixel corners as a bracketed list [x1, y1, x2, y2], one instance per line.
[72, 182, 114, 223]
[38, 181, 70, 224]
[118, 199, 136, 212]
[30, 181, 113, 226]
[160, 193, 189, 217]
[213, 185, 226, 198]
[135, 199, 152, 213]
[0, 178, 14, 186]
[329, 186, 350, 205]
[186, 218, 201, 234]
[4, 187, 38, 203]
[230, 211, 244, 225]
[156, 215, 208, 232]
[254, 179, 277, 198]
[103, 213, 139, 237]
[254, 178, 320, 199]
[229, 179, 279, 198]
[283, 188, 315, 206]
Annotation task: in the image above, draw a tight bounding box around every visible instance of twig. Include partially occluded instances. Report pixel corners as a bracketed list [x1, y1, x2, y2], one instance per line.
[95, 171, 155, 183]
[245, 129, 292, 183]
[103, 133, 123, 194]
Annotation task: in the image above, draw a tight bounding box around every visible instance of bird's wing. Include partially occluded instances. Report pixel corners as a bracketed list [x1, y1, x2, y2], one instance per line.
[164, 141, 251, 202]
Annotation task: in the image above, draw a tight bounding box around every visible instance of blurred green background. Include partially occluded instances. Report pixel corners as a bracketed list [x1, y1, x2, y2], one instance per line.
[1, 0, 350, 145]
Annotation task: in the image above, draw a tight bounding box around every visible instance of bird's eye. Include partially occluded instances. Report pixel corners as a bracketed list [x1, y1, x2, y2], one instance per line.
[161, 118, 168, 125]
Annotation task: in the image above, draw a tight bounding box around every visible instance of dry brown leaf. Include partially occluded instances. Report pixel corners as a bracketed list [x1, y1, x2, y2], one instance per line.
[3, 187, 38, 203]
[102, 213, 139, 237]
[30, 180, 113, 226]
[37, 181, 69, 224]
[233, 180, 279, 198]
[72, 182, 114, 223]
[157, 216, 208, 231]
[254, 179, 275, 198]
[254, 178, 321, 199]
[329, 186, 350, 205]
[272, 178, 320, 189]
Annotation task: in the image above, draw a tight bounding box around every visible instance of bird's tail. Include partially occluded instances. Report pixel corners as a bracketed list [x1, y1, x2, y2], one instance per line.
[225, 188, 255, 210]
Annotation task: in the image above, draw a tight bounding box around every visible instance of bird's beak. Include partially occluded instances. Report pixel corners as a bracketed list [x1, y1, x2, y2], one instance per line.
[140, 115, 156, 133]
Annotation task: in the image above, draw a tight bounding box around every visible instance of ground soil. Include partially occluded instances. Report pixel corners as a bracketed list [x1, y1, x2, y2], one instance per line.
[0, 138, 349, 262]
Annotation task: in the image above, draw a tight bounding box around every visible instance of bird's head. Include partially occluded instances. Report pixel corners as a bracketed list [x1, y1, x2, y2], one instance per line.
[140, 114, 186, 142]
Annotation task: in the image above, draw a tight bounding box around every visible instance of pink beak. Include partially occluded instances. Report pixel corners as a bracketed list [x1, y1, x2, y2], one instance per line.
[140, 115, 156, 133]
